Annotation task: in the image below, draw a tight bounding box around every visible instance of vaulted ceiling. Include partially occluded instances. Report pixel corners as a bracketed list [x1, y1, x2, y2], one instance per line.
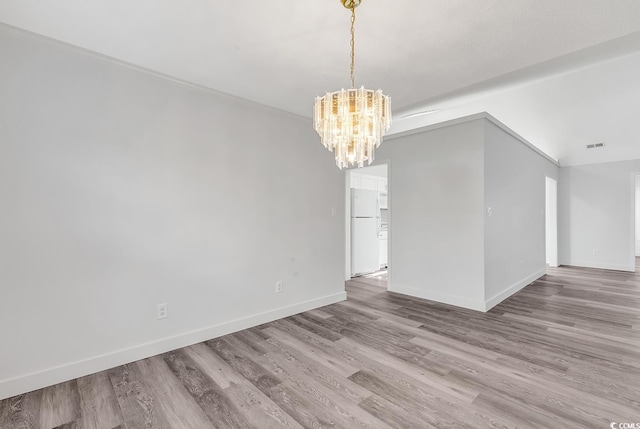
[2, 0, 640, 165]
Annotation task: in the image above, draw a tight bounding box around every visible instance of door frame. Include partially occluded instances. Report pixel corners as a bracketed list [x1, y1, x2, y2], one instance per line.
[631, 172, 640, 270]
[344, 162, 391, 287]
[545, 176, 558, 267]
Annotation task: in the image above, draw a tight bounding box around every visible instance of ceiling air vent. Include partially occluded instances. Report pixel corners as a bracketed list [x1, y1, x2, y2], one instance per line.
[586, 142, 605, 149]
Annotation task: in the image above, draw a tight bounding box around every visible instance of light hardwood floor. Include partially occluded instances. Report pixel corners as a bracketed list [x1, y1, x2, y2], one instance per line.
[1, 262, 639, 428]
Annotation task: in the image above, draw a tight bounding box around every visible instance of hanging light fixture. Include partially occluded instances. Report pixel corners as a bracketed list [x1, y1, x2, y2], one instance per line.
[313, 0, 391, 169]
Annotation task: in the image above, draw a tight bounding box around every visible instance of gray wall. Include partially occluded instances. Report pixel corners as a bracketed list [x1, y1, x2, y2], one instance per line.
[559, 159, 640, 271]
[377, 119, 487, 311]
[0, 29, 345, 399]
[375, 116, 559, 312]
[483, 121, 559, 308]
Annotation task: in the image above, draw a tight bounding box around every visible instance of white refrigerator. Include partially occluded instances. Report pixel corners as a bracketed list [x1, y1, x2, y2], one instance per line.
[351, 189, 380, 276]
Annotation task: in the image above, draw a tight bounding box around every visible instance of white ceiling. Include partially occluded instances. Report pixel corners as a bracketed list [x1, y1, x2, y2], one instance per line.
[2, 0, 640, 165]
[390, 34, 640, 166]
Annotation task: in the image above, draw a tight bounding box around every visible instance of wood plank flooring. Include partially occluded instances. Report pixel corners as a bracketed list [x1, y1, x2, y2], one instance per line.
[1, 262, 639, 428]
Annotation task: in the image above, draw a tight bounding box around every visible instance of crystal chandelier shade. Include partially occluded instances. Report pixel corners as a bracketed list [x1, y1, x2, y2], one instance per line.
[314, 88, 391, 169]
[313, 0, 392, 169]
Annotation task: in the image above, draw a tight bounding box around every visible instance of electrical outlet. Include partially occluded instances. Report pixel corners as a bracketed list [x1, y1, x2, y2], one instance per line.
[157, 303, 168, 319]
[593, 249, 599, 256]
[275, 281, 283, 293]
[487, 207, 492, 217]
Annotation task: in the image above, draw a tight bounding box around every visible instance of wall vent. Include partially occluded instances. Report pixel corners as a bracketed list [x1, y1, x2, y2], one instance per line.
[586, 142, 605, 149]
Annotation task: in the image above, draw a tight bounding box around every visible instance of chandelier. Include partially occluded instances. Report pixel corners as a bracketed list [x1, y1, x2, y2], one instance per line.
[313, 0, 391, 169]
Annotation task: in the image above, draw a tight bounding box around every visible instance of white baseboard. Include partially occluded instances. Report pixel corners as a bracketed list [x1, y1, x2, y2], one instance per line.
[561, 260, 635, 272]
[484, 269, 546, 311]
[390, 269, 546, 313]
[0, 291, 346, 400]
[389, 284, 486, 312]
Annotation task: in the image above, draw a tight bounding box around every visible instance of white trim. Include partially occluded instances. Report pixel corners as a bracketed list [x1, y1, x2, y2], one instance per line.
[387, 112, 560, 167]
[561, 261, 635, 272]
[545, 177, 559, 267]
[484, 269, 546, 311]
[389, 284, 486, 312]
[390, 269, 547, 313]
[631, 173, 640, 270]
[344, 171, 352, 281]
[0, 292, 346, 400]
[386, 160, 392, 291]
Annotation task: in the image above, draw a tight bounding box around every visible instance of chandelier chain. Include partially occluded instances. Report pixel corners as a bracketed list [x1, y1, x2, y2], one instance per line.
[350, 6, 356, 88]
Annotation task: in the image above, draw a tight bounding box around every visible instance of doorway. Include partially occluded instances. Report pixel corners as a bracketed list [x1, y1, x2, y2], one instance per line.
[635, 174, 640, 259]
[545, 177, 558, 267]
[345, 163, 389, 291]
